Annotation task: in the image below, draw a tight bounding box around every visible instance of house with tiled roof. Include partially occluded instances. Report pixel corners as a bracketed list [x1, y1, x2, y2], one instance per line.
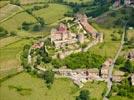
[75, 13, 100, 39]
[101, 59, 113, 79]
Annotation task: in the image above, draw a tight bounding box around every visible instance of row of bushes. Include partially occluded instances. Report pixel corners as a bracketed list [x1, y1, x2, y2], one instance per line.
[25, 4, 49, 14]
[0, 27, 17, 37]
[21, 17, 45, 32]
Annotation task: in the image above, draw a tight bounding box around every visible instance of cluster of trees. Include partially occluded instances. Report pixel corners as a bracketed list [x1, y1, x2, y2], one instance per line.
[113, 7, 134, 27]
[21, 17, 45, 32]
[52, 52, 105, 69]
[35, 45, 52, 65]
[10, 0, 20, 5]
[64, 52, 105, 69]
[112, 78, 134, 99]
[63, 0, 111, 18]
[21, 44, 31, 72]
[76, 90, 90, 100]
[43, 70, 55, 87]
[0, 27, 17, 37]
[26, 4, 49, 14]
[123, 60, 134, 73]
[116, 56, 134, 73]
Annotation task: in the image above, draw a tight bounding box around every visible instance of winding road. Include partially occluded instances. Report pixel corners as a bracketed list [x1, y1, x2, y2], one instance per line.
[103, 21, 128, 100]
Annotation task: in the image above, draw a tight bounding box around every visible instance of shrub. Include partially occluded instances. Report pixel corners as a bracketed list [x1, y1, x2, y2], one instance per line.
[0, 27, 8, 37]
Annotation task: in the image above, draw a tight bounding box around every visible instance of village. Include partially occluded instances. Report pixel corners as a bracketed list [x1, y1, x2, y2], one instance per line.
[0, 0, 134, 100]
[29, 13, 134, 88]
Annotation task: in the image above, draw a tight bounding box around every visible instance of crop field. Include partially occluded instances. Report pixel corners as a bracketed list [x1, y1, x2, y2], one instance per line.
[20, 0, 48, 5]
[0, 4, 23, 21]
[0, 38, 34, 70]
[0, 72, 106, 100]
[33, 4, 72, 25]
[0, 36, 21, 48]
[0, 12, 37, 32]
[0, 1, 9, 8]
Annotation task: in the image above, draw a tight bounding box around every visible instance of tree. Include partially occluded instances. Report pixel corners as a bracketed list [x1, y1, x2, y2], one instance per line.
[0, 27, 8, 37]
[44, 70, 55, 84]
[32, 23, 41, 31]
[115, 56, 125, 65]
[37, 17, 45, 27]
[10, 31, 17, 36]
[76, 90, 90, 100]
[124, 60, 134, 73]
[52, 59, 63, 68]
[36, 55, 42, 65]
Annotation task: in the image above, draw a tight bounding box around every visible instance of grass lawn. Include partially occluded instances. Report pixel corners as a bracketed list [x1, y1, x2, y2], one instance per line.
[0, 12, 37, 32]
[0, 36, 21, 48]
[0, 4, 23, 21]
[0, 72, 106, 100]
[127, 29, 134, 40]
[33, 4, 72, 25]
[0, 38, 34, 70]
[0, 1, 9, 8]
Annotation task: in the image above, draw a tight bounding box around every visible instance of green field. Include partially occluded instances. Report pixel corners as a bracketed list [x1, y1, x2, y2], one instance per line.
[0, 38, 34, 70]
[0, 1, 9, 8]
[33, 4, 72, 25]
[0, 12, 37, 32]
[0, 72, 106, 100]
[88, 24, 121, 58]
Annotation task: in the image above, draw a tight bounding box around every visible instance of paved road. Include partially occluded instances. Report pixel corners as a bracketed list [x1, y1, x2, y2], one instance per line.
[103, 22, 127, 100]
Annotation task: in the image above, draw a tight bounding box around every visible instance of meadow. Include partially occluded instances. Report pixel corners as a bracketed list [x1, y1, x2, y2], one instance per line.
[0, 12, 37, 32]
[0, 38, 34, 70]
[0, 72, 106, 100]
[33, 4, 72, 25]
[0, 0, 9, 8]
[88, 24, 121, 58]
[0, 4, 23, 21]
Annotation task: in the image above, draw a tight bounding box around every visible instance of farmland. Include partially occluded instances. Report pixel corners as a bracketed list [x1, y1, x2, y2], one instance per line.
[0, 72, 106, 100]
[0, 4, 23, 21]
[0, 12, 36, 32]
[0, 38, 34, 70]
[0, 1, 9, 8]
[33, 4, 72, 25]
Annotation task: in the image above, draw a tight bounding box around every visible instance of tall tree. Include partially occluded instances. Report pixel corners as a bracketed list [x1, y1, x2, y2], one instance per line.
[124, 60, 134, 73]
[76, 90, 90, 100]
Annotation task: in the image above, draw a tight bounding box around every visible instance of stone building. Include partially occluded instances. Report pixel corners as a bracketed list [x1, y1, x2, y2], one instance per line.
[125, 0, 134, 5]
[78, 33, 84, 44]
[101, 59, 113, 79]
[75, 13, 100, 39]
[51, 23, 75, 48]
[131, 74, 134, 86]
[127, 50, 134, 60]
[51, 23, 69, 42]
